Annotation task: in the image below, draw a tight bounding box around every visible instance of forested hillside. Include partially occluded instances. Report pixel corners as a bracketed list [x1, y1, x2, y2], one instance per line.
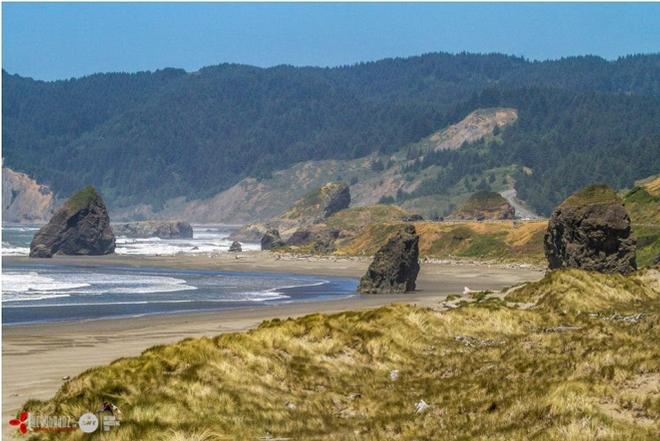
[400, 88, 660, 214]
[3, 52, 659, 214]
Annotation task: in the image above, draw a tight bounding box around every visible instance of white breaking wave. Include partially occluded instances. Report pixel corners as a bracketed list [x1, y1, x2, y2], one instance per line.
[2, 272, 91, 293]
[1, 270, 197, 302]
[1, 225, 260, 256]
[1, 245, 30, 256]
[114, 228, 260, 256]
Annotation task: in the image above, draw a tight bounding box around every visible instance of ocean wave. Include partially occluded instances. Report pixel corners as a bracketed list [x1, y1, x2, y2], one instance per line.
[2, 272, 91, 293]
[2, 226, 260, 256]
[1, 270, 197, 302]
[273, 280, 329, 291]
[114, 237, 259, 255]
[2, 292, 290, 307]
[2, 293, 72, 302]
[1, 245, 30, 256]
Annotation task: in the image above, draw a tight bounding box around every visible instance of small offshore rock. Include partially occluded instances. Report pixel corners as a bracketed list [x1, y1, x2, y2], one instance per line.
[228, 241, 242, 252]
[261, 229, 285, 251]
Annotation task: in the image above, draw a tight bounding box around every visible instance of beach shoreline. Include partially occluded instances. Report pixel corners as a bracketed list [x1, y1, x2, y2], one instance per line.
[2, 252, 543, 436]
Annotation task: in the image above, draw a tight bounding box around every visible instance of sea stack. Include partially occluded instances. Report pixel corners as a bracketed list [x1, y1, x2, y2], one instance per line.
[544, 184, 636, 274]
[29, 186, 116, 258]
[358, 224, 420, 294]
[261, 229, 284, 251]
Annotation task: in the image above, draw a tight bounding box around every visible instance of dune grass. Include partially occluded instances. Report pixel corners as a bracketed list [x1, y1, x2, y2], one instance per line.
[337, 221, 548, 263]
[20, 268, 660, 440]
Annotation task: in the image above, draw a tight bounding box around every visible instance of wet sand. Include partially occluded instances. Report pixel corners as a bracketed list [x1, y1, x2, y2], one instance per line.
[2, 252, 543, 435]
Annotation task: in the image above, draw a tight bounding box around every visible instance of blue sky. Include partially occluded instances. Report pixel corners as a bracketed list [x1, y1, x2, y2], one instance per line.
[3, 2, 660, 81]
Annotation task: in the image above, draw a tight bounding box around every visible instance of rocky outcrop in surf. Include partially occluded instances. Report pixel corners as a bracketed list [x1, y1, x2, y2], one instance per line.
[30, 186, 115, 258]
[358, 224, 420, 294]
[229, 241, 242, 252]
[544, 184, 637, 274]
[113, 220, 193, 239]
[261, 229, 285, 251]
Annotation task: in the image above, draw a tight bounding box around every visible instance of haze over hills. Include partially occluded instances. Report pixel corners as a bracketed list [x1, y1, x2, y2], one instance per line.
[3, 52, 660, 220]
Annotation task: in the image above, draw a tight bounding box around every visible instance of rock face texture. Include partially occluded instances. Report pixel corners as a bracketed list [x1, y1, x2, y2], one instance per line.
[544, 185, 637, 274]
[113, 221, 193, 239]
[30, 186, 115, 258]
[2, 167, 54, 223]
[282, 181, 351, 222]
[428, 108, 518, 151]
[228, 241, 242, 252]
[450, 191, 516, 221]
[358, 224, 420, 294]
[234, 182, 351, 243]
[261, 229, 285, 251]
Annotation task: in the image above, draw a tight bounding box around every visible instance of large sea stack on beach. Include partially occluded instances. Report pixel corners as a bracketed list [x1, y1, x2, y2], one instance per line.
[358, 224, 420, 294]
[29, 186, 116, 258]
[544, 184, 637, 274]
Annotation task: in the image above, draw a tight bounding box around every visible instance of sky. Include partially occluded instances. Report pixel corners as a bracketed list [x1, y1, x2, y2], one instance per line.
[3, 2, 660, 81]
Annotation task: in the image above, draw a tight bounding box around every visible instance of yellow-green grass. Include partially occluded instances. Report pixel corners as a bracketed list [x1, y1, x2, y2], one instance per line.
[635, 226, 660, 268]
[621, 176, 660, 267]
[21, 268, 660, 440]
[561, 185, 621, 208]
[325, 205, 409, 232]
[624, 182, 660, 226]
[457, 190, 510, 213]
[336, 221, 548, 263]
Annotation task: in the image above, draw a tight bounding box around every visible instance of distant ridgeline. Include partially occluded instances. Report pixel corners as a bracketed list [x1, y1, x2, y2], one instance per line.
[3, 52, 660, 216]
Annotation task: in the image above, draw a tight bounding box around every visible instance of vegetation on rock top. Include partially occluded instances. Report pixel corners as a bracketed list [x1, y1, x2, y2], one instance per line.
[560, 184, 622, 208]
[65, 186, 100, 211]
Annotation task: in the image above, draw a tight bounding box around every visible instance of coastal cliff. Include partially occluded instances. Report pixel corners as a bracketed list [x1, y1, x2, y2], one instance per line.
[2, 167, 54, 224]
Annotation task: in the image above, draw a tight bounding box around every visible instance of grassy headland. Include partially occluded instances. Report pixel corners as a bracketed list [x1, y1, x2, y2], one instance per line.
[21, 268, 659, 440]
[282, 218, 549, 265]
[624, 175, 660, 267]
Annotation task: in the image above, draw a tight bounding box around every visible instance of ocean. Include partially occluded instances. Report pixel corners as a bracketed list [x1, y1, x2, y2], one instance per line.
[1, 225, 358, 325]
[1, 224, 261, 256]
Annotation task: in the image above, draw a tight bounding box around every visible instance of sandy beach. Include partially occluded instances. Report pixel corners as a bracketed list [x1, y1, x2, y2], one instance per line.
[2, 252, 543, 435]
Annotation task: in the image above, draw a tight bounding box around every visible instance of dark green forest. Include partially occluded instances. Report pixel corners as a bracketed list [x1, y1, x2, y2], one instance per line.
[3, 52, 659, 214]
[400, 87, 660, 214]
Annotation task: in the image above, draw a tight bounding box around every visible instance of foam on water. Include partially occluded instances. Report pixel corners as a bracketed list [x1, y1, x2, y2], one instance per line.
[2, 270, 197, 302]
[1, 244, 31, 256]
[1, 225, 260, 256]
